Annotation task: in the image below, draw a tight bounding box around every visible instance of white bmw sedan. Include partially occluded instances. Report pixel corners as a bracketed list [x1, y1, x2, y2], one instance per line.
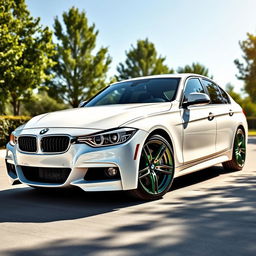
[5, 74, 247, 200]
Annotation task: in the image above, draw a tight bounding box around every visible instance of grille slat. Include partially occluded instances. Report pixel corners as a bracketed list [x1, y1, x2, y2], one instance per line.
[21, 166, 71, 184]
[18, 136, 37, 152]
[41, 136, 70, 153]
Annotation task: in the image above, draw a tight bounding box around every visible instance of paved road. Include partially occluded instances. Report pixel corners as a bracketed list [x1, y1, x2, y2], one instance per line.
[0, 138, 255, 256]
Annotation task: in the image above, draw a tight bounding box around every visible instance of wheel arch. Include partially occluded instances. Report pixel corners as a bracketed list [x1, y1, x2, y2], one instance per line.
[233, 124, 247, 145]
[237, 124, 247, 144]
[229, 124, 247, 157]
[142, 124, 183, 167]
[237, 124, 245, 134]
[147, 128, 174, 151]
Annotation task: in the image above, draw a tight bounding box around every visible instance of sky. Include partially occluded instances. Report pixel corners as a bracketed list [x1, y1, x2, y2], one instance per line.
[26, 0, 256, 93]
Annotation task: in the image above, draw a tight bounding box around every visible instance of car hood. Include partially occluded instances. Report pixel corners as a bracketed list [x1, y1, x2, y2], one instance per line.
[22, 103, 172, 130]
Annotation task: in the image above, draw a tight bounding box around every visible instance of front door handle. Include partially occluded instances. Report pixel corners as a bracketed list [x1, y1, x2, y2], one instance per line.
[208, 112, 214, 121]
[229, 109, 234, 116]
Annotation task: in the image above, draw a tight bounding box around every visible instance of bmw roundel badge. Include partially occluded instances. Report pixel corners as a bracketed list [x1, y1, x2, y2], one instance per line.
[40, 128, 49, 135]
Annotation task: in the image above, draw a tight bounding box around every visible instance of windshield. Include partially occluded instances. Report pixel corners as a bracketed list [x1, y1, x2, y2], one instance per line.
[86, 78, 180, 107]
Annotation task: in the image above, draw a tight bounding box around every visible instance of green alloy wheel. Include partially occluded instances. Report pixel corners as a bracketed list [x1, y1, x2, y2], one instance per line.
[129, 135, 175, 200]
[223, 128, 246, 171]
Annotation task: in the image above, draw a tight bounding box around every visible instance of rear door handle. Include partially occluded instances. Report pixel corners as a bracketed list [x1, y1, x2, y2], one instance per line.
[208, 112, 214, 121]
[229, 109, 234, 116]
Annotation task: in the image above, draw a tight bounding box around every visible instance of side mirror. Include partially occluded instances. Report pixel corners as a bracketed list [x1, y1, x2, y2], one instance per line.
[183, 93, 210, 108]
[78, 101, 87, 108]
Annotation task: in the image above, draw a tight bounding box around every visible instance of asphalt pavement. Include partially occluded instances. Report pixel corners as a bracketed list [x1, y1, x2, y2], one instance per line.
[0, 138, 255, 256]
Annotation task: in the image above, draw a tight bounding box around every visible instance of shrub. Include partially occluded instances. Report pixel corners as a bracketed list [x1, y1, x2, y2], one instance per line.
[22, 91, 68, 116]
[0, 116, 30, 147]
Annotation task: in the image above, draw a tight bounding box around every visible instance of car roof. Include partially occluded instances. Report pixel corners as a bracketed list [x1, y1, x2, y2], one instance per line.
[111, 73, 212, 85]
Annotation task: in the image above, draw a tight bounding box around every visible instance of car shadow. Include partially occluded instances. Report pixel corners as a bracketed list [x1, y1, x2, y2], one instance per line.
[0, 165, 232, 224]
[2, 166, 256, 256]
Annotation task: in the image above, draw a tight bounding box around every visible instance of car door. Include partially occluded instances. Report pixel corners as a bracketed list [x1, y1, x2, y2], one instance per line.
[181, 78, 216, 163]
[201, 79, 234, 153]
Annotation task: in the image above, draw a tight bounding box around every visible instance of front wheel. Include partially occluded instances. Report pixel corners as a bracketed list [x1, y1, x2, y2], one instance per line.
[129, 135, 175, 200]
[222, 128, 246, 171]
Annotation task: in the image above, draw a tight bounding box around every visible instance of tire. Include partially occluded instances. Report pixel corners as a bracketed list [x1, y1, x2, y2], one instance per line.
[128, 135, 175, 201]
[222, 128, 246, 171]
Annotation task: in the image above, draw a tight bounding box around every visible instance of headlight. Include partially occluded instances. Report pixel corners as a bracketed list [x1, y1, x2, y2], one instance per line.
[77, 128, 137, 147]
[9, 132, 17, 146]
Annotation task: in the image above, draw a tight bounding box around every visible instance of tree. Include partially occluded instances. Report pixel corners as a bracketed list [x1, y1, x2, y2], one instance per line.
[0, 0, 56, 115]
[177, 62, 210, 77]
[50, 7, 111, 107]
[116, 38, 173, 80]
[22, 91, 68, 116]
[235, 33, 256, 102]
[0, 88, 6, 114]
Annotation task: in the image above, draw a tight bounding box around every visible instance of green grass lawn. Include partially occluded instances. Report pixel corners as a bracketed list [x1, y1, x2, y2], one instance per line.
[248, 130, 256, 136]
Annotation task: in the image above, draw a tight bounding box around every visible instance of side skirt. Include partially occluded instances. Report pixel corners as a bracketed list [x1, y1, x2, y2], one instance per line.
[174, 149, 232, 178]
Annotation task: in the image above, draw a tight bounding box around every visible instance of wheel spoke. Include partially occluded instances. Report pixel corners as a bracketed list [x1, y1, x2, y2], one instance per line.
[237, 154, 243, 165]
[139, 167, 150, 179]
[143, 145, 152, 164]
[235, 150, 240, 156]
[154, 144, 167, 163]
[149, 171, 158, 194]
[156, 164, 173, 170]
[240, 148, 246, 154]
[156, 168, 173, 175]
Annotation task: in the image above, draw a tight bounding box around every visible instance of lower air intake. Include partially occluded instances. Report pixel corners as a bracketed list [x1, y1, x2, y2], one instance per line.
[21, 166, 71, 184]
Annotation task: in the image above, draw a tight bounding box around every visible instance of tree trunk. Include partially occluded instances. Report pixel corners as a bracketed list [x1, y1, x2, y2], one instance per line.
[0, 101, 5, 115]
[11, 96, 20, 116]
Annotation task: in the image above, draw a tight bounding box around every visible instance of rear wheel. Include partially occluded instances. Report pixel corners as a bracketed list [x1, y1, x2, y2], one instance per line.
[129, 135, 175, 200]
[222, 128, 246, 171]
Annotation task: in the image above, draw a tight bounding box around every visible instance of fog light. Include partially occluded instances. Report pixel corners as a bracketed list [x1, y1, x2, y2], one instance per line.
[105, 167, 118, 177]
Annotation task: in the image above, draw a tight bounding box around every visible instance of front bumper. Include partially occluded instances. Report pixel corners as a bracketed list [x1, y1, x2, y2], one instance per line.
[5, 129, 148, 191]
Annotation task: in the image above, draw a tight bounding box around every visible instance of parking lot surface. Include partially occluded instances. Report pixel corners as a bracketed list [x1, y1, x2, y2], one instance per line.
[0, 138, 255, 256]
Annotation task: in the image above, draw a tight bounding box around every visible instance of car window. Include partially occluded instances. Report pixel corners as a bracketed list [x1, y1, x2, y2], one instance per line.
[183, 78, 205, 102]
[86, 78, 180, 106]
[94, 88, 126, 105]
[202, 79, 225, 104]
[219, 86, 231, 104]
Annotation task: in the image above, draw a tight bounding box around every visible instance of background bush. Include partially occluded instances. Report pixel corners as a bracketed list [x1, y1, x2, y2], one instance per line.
[0, 116, 31, 147]
[22, 91, 68, 116]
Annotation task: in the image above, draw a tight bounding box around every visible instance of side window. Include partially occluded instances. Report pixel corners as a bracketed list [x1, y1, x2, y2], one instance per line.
[183, 78, 205, 102]
[202, 79, 225, 104]
[219, 87, 231, 104]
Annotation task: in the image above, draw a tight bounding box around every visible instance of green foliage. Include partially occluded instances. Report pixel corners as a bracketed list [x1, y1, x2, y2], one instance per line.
[226, 84, 256, 116]
[22, 91, 68, 116]
[177, 62, 210, 77]
[0, 0, 56, 115]
[235, 33, 256, 102]
[0, 90, 6, 114]
[225, 84, 243, 104]
[116, 38, 173, 80]
[49, 7, 111, 107]
[0, 115, 30, 147]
